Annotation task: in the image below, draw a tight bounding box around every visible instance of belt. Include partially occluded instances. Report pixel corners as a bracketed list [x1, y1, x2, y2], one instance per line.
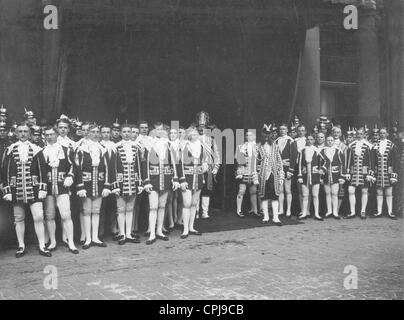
[183, 166, 203, 175]
[149, 166, 173, 175]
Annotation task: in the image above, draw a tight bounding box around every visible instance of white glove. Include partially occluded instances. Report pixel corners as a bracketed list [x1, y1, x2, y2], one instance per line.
[137, 186, 144, 194]
[366, 175, 373, 182]
[38, 190, 47, 200]
[112, 189, 121, 196]
[279, 179, 284, 186]
[202, 163, 209, 173]
[180, 182, 188, 191]
[212, 168, 218, 175]
[172, 181, 180, 191]
[390, 178, 398, 184]
[77, 190, 87, 198]
[144, 184, 153, 193]
[3, 194, 12, 202]
[286, 172, 293, 180]
[63, 176, 73, 188]
[345, 174, 351, 181]
[235, 175, 243, 180]
[101, 189, 111, 198]
[297, 178, 303, 184]
[338, 179, 345, 185]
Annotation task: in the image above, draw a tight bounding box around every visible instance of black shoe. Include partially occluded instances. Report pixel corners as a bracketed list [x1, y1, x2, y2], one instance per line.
[146, 238, 156, 245]
[38, 248, 52, 257]
[360, 212, 366, 219]
[261, 219, 270, 224]
[180, 234, 189, 239]
[126, 237, 141, 244]
[345, 214, 356, 219]
[118, 238, 126, 245]
[388, 214, 397, 220]
[15, 247, 26, 258]
[82, 243, 91, 250]
[131, 232, 140, 240]
[314, 216, 324, 221]
[46, 244, 57, 252]
[236, 212, 245, 218]
[162, 229, 170, 235]
[273, 221, 283, 226]
[91, 241, 107, 248]
[69, 248, 79, 254]
[189, 230, 202, 236]
[79, 240, 86, 246]
[156, 234, 169, 241]
[333, 215, 341, 220]
[112, 233, 121, 241]
[298, 215, 307, 220]
[373, 212, 382, 218]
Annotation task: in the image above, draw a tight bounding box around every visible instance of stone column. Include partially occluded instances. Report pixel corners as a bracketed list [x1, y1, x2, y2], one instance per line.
[356, 8, 381, 124]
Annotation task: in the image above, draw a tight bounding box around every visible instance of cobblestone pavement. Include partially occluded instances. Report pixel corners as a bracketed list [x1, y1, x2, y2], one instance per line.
[0, 216, 402, 300]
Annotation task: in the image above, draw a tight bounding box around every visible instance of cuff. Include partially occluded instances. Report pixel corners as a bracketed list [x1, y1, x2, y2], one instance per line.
[390, 172, 398, 179]
[39, 183, 47, 192]
[3, 186, 11, 195]
[179, 177, 186, 184]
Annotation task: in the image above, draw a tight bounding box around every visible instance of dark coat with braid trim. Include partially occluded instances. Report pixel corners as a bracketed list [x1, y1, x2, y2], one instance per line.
[297, 146, 322, 186]
[346, 140, 374, 187]
[373, 139, 399, 188]
[1, 141, 47, 203]
[319, 147, 345, 185]
[109, 141, 143, 196]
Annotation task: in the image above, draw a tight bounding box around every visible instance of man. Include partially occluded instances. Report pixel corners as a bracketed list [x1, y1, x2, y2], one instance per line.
[2, 124, 51, 257]
[0, 105, 7, 123]
[131, 125, 140, 141]
[70, 119, 83, 142]
[332, 126, 348, 215]
[41, 126, 79, 254]
[235, 131, 259, 217]
[257, 124, 284, 225]
[99, 125, 118, 238]
[111, 120, 122, 144]
[56, 117, 76, 150]
[30, 125, 45, 148]
[345, 127, 374, 219]
[24, 108, 37, 127]
[110, 124, 143, 244]
[275, 123, 297, 217]
[196, 111, 220, 219]
[142, 122, 180, 244]
[373, 127, 399, 219]
[294, 124, 307, 215]
[315, 132, 326, 151]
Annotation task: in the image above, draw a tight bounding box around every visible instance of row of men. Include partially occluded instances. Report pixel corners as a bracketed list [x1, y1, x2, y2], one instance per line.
[235, 121, 402, 224]
[0, 110, 222, 258]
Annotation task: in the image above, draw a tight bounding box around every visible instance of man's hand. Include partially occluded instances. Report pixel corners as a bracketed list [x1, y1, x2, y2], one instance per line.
[63, 176, 73, 188]
[235, 175, 243, 180]
[390, 178, 398, 184]
[286, 172, 293, 180]
[137, 186, 144, 194]
[144, 184, 153, 193]
[297, 178, 303, 184]
[172, 181, 180, 191]
[38, 190, 47, 200]
[338, 178, 345, 185]
[3, 194, 12, 202]
[77, 190, 87, 198]
[180, 182, 188, 191]
[101, 189, 111, 198]
[344, 174, 351, 181]
[212, 168, 218, 175]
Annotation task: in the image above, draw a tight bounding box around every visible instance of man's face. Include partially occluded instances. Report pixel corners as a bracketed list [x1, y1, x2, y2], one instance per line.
[111, 128, 120, 139]
[82, 125, 90, 138]
[379, 129, 388, 140]
[32, 134, 41, 143]
[307, 135, 315, 146]
[297, 126, 306, 138]
[197, 125, 205, 135]
[169, 129, 178, 141]
[45, 129, 57, 144]
[131, 127, 139, 141]
[290, 129, 297, 139]
[101, 127, 111, 141]
[332, 128, 341, 140]
[121, 127, 132, 141]
[57, 122, 69, 137]
[272, 130, 278, 140]
[178, 128, 186, 140]
[155, 125, 165, 138]
[17, 125, 30, 142]
[246, 131, 255, 143]
[356, 129, 364, 140]
[326, 136, 334, 147]
[279, 126, 288, 137]
[139, 123, 149, 136]
[89, 127, 100, 141]
[317, 133, 325, 145]
[373, 132, 380, 141]
[0, 129, 7, 140]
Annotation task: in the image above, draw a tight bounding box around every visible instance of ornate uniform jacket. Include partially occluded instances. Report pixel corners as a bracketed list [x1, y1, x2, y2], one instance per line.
[199, 134, 220, 191]
[75, 141, 110, 197]
[275, 135, 297, 175]
[179, 140, 208, 191]
[320, 147, 345, 185]
[142, 138, 179, 192]
[41, 143, 75, 196]
[235, 142, 258, 184]
[373, 139, 398, 188]
[110, 140, 142, 196]
[2, 141, 47, 203]
[0, 138, 11, 192]
[297, 146, 322, 186]
[256, 142, 284, 198]
[346, 140, 374, 187]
